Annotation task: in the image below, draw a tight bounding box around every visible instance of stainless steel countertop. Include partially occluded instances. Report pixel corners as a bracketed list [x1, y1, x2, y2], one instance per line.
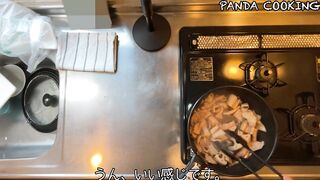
[1, 9, 320, 179]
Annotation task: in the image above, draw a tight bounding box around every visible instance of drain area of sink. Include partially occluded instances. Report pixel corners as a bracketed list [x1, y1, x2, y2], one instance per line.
[0, 56, 58, 160]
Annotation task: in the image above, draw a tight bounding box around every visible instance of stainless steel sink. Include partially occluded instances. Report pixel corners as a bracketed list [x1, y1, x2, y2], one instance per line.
[0, 55, 57, 159]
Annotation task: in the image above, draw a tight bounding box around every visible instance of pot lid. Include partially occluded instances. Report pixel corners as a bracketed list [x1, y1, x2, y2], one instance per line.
[23, 69, 59, 133]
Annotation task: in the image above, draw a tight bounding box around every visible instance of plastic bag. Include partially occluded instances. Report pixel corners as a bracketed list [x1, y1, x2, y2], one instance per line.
[0, 0, 57, 72]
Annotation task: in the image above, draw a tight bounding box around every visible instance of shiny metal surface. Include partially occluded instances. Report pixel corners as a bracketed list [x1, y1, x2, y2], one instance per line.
[2, 4, 320, 179]
[15, 0, 320, 17]
[0, 56, 57, 159]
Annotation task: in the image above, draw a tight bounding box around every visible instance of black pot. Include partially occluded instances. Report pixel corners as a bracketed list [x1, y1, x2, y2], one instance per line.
[22, 68, 59, 133]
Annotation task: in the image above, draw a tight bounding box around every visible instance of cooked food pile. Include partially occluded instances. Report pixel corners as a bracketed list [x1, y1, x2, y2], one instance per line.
[190, 93, 267, 166]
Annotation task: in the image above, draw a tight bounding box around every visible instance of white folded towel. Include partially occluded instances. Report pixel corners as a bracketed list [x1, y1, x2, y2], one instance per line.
[56, 31, 118, 73]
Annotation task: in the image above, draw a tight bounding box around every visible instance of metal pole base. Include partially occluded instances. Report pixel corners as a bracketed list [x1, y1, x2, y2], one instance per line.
[132, 14, 171, 52]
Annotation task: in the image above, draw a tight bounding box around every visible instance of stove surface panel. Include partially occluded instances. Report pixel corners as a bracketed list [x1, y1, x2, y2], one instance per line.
[180, 26, 320, 165]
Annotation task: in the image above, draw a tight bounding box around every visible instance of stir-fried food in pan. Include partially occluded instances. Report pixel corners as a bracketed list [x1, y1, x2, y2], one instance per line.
[190, 93, 267, 166]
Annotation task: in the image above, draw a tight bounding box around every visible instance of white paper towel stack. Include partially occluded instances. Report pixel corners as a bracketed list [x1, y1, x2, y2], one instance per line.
[56, 31, 118, 73]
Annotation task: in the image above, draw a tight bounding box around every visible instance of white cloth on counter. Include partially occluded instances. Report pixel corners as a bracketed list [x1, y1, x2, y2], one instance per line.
[56, 31, 118, 73]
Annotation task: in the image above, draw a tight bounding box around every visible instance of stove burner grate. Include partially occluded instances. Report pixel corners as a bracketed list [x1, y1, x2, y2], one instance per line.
[276, 92, 320, 157]
[239, 54, 286, 96]
[276, 92, 320, 142]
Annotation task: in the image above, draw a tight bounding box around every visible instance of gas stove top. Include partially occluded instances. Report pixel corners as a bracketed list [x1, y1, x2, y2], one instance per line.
[179, 26, 320, 165]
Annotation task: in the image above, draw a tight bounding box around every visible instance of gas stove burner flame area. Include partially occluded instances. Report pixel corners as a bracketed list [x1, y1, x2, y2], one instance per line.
[255, 62, 276, 82]
[290, 105, 320, 141]
[276, 92, 320, 143]
[239, 54, 286, 95]
[301, 114, 320, 137]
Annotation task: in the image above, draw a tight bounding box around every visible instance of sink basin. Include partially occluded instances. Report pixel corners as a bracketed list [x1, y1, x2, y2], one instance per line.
[0, 55, 58, 159]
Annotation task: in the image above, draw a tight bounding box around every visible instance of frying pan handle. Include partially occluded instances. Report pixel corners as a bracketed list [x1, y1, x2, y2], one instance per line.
[179, 154, 198, 179]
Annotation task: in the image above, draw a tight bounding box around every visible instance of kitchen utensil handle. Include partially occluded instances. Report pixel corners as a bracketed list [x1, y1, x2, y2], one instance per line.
[250, 149, 284, 179]
[179, 154, 197, 179]
[140, 0, 154, 31]
[216, 142, 262, 180]
[238, 158, 262, 180]
[225, 130, 283, 180]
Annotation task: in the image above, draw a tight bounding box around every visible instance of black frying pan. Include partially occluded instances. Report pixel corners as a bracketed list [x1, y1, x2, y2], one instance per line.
[184, 86, 278, 177]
